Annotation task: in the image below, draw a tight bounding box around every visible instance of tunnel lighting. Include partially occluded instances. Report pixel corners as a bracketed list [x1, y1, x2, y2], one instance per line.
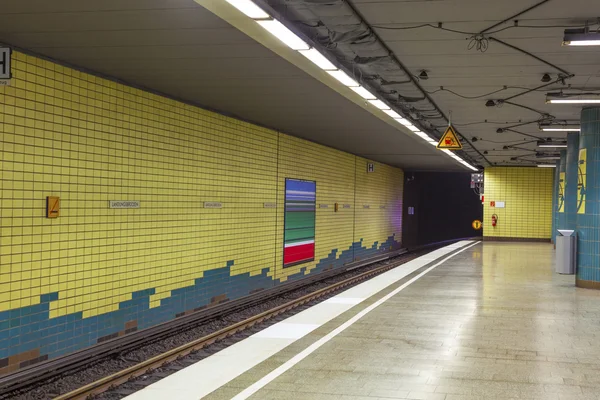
[562, 29, 600, 46]
[383, 109, 402, 119]
[350, 86, 376, 100]
[538, 164, 557, 168]
[225, 0, 270, 18]
[368, 99, 390, 110]
[537, 140, 568, 148]
[298, 48, 337, 70]
[326, 70, 359, 87]
[546, 92, 600, 104]
[256, 20, 309, 50]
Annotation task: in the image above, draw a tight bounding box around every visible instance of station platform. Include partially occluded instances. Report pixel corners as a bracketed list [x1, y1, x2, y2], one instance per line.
[125, 241, 600, 400]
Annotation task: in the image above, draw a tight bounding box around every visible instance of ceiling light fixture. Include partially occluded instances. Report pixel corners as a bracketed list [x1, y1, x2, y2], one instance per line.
[537, 164, 557, 168]
[383, 109, 402, 119]
[256, 20, 310, 50]
[541, 73, 552, 83]
[326, 70, 359, 87]
[419, 70, 429, 80]
[368, 99, 390, 110]
[298, 48, 337, 70]
[562, 28, 600, 46]
[225, 0, 270, 18]
[537, 140, 568, 148]
[538, 123, 580, 132]
[546, 92, 600, 104]
[485, 100, 496, 107]
[350, 86, 376, 100]
[536, 153, 561, 160]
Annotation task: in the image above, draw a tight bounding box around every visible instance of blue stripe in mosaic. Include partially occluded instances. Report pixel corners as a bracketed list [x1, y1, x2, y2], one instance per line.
[0, 236, 401, 366]
[577, 108, 600, 284]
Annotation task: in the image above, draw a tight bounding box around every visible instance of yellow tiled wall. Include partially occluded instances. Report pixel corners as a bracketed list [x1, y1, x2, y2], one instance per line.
[354, 157, 404, 256]
[483, 167, 553, 239]
[0, 51, 403, 371]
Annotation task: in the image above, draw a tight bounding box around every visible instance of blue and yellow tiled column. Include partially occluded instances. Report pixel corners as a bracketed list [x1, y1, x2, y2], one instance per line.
[576, 107, 600, 288]
[564, 132, 580, 230]
[556, 150, 567, 231]
[551, 159, 560, 244]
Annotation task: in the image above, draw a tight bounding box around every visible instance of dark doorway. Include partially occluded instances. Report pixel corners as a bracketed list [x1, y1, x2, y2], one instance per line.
[402, 172, 483, 247]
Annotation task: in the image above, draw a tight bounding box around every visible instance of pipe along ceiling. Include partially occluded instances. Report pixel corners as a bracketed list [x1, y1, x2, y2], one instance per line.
[258, 0, 486, 167]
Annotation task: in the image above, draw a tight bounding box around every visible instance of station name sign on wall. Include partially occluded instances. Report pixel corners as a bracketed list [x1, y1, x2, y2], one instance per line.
[109, 201, 141, 209]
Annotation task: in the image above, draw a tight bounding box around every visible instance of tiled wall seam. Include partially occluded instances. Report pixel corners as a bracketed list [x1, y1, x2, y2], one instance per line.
[483, 167, 553, 239]
[0, 52, 403, 373]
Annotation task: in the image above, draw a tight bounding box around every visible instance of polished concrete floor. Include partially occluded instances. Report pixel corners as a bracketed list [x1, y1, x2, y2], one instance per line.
[210, 242, 600, 400]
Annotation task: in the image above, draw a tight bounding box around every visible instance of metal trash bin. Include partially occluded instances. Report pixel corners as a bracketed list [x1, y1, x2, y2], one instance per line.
[556, 229, 576, 275]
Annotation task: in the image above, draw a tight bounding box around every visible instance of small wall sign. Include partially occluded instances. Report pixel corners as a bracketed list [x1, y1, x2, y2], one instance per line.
[264, 202, 277, 208]
[109, 201, 140, 209]
[204, 202, 223, 209]
[367, 162, 375, 173]
[46, 196, 60, 218]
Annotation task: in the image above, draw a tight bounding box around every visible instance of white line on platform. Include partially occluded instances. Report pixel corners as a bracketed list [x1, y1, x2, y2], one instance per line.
[123, 240, 477, 400]
[231, 240, 481, 400]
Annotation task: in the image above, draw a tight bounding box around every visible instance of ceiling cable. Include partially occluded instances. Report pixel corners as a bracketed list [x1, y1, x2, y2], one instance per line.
[479, 0, 552, 34]
[370, 21, 597, 36]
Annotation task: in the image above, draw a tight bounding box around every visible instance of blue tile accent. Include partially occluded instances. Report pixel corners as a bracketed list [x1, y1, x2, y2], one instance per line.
[576, 107, 600, 284]
[0, 236, 401, 368]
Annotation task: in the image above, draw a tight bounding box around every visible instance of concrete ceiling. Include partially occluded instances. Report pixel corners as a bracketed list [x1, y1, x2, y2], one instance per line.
[261, 0, 600, 166]
[0, 0, 462, 171]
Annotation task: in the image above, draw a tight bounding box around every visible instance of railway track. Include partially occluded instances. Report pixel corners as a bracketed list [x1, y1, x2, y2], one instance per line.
[1, 240, 465, 400]
[55, 253, 416, 399]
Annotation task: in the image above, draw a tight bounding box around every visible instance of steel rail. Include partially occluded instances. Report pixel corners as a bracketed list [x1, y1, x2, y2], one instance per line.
[53, 254, 420, 400]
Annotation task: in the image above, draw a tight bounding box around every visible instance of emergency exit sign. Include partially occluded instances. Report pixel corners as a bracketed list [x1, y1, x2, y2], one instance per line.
[0, 47, 12, 85]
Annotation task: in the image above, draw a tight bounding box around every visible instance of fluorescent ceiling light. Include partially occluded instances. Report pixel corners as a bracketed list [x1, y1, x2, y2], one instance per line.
[326, 70, 359, 87]
[562, 28, 600, 46]
[383, 109, 402, 119]
[546, 92, 600, 104]
[404, 124, 420, 132]
[350, 86, 376, 100]
[256, 20, 309, 50]
[566, 40, 600, 46]
[225, 0, 270, 18]
[440, 149, 478, 171]
[368, 99, 390, 110]
[298, 48, 336, 70]
[548, 99, 600, 104]
[394, 117, 409, 125]
[540, 127, 580, 132]
[537, 140, 567, 148]
[538, 164, 557, 168]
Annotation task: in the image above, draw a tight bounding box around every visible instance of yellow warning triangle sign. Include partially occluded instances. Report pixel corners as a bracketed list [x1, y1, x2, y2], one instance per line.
[437, 125, 462, 150]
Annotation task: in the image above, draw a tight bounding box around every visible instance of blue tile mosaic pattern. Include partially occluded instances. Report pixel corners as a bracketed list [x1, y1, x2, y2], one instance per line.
[0, 236, 400, 367]
[576, 107, 600, 284]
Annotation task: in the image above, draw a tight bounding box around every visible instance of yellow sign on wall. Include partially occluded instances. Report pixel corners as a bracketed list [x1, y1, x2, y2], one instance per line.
[578, 148, 587, 214]
[472, 220, 482, 230]
[437, 125, 462, 150]
[558, 172, 565, 213]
